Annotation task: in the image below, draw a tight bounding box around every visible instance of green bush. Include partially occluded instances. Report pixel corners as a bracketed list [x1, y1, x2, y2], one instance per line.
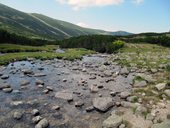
[106, 40, 125, 53]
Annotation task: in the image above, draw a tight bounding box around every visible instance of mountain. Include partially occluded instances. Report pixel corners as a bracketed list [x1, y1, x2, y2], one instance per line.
[0, 3, 132, 40]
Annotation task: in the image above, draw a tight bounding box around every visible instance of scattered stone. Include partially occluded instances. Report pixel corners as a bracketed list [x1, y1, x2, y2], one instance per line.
[102, 114, 123, 128]
[32, 109, 39, 116]
[1, 74, 9, 79]
[63, 79, 67, 82]
[120, 91, 131, 99]
[86, 106, 95, 112]
[22, 69, 34, 75]
[52, 105, 60, 110]
[120, 67, 129, 75]
[82, 68, 87, 72]
[55, 91, 73, 101]
[32, 116, 43, 124]
[34, 73, 46, 77]
[110, 91, 117, 97]
[93, 97, 113, 112]
[155, 83, 166, 91]
[104, 70, 112, 77]
[46, 86, 53, 91]
[3, 88, 13, 93]
[75, 101, 84, 107]
[0, 84, 11, 90]
[13, 111, 23, 120]
[20, 80, 30, 86]
[121, 101, 139, 109]
[119, 124, 126, 128]
[89, 76, 96, 80]
[90, 84, 98, 93]
[11, 101, 24, 106]
[164, 89, 170, 97]
[135, 106, 147, 116]
[127, 96, 138, 102]
[35, 118, 49, 128]
[35, 79, 44, 85]
[134, 80, 147, 88]
[43, 89, 49, 94]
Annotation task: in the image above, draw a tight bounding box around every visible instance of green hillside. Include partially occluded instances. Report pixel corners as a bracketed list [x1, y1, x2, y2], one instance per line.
[0, 3, 132, 40]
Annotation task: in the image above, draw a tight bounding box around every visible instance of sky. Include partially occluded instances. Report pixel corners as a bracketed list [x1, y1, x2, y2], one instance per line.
[0, 0, 170, 33]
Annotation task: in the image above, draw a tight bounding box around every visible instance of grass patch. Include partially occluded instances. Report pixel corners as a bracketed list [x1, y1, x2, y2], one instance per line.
[0, 48, 95, 65]
[133, 76, 145, 82]
[0, 44, 58, 53]
[167, 114, 170, 119]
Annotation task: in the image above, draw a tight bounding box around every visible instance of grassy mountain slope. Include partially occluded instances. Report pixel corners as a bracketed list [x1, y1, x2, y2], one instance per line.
[0, 3, 132, 40]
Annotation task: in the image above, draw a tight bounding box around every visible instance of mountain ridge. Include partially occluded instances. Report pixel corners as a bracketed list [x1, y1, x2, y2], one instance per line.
[0, 3, 133, 40]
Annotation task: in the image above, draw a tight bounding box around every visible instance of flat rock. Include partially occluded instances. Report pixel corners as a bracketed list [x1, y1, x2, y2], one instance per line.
[55, 91, 73, 101]
[93, 97, 113, 112]
[120, 67, 129, 75]
[102, 114, 123, 128]
[120, 91, 131, 99]
[1, 74, 9, 79]
[155, 83, 166, 91]
[3, 88, 13, 93]
[151, 121, 170, 128]
[121, 101, 140, 109]
[134, 80, 147, 88]
[20, 80, 30, 86]
[34, 73, 46, 77]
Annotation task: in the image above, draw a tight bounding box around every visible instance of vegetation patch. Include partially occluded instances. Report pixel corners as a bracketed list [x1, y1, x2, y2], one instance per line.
[0, 44, 57, 53]
[0, 48, 94, 65]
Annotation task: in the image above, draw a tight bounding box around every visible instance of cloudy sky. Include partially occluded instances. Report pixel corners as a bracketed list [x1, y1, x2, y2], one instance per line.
[0, 0, 169, 33]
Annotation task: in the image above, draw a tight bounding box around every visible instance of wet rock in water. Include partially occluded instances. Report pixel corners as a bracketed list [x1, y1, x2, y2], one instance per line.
[120, 67, 129, 75]
[32, 116, 43, 124]
[35, 118, 49, 128]
[0, 84, 11, 90]
[133, 80, 147, 88]
[75, 101, 84, 107]
[102, 114, 123, 128]
[43, 89, 49, 94]
[32, 109, 40, 116]
[62, 79, 67, 82]
[86, 106, 95, 112]
[52, 105, 60, 110]
[34, 73, 46, 77]
[164, 89, 170, 97]
[20, 80, 30, 86]
[35, 79, 44, 85]
[55, 91, 73, 101]
[151, 120, 170, 128]
[155, 83, 166, 91]
[46, 86, 53, 91]
[1, 74, 9, 79]
[93, 97, 113, 112]
[22, 69, 34, 75]
[3, 87, 13, 93]
[11, 101, 24, 106]
[120, 91, 131, 99]
[90, 84, 98, 93]
[13, 111, 23, 120]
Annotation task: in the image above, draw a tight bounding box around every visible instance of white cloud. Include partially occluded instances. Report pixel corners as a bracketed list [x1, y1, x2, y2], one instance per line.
[76, 22, 89, 28]
[56, 0, 124, 10]
[133, 0, 144, 5]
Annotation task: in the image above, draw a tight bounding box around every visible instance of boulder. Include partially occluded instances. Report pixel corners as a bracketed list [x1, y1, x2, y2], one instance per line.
[35, 118, 49, 128]
[164, 89, 170, 97]
[120, 91, 131, 99]
[134, 80, 147, 88]
[55, 91, 73, 101]
[93, 97, 113, 112]
[102, 114, 123, 128]
[155, 83, 166, 91]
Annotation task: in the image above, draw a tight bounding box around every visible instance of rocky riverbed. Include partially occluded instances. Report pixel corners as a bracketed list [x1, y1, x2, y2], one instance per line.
[0, 54, 170, 128]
